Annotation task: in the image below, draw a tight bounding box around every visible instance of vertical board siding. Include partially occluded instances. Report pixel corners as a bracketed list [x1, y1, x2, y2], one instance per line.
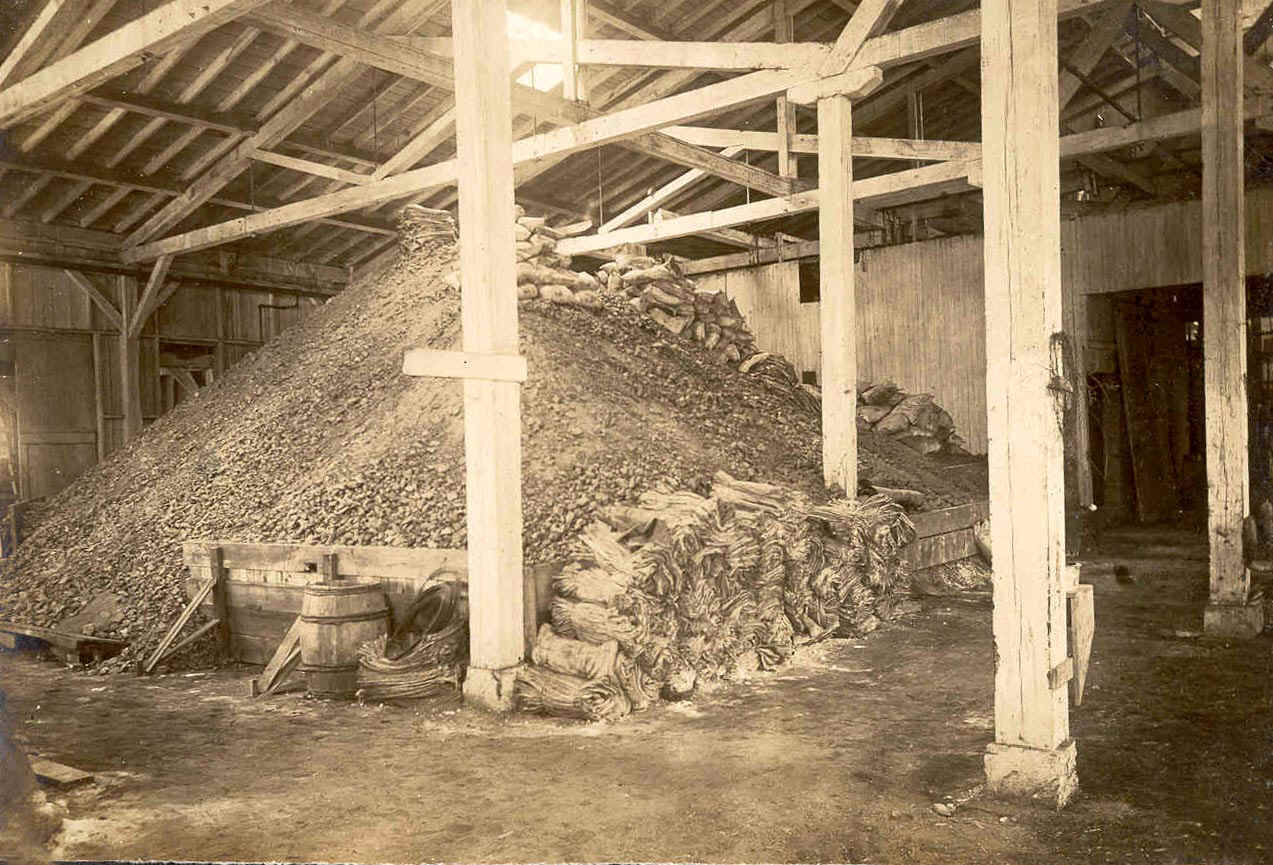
[708, 188, 1273, 456]
[856, 235, 988, 454]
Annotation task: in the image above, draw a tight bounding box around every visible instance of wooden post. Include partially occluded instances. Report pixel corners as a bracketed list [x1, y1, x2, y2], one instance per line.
[452, 0, 525, 711]
[116, 275, 142, 442]
[774, 0, 797, 179]
[817, 92, 856, 495]
[561, 0, 587, 102]
[1202, 0, 1262, 636]
[209, 545, 233, 659]
[92, 333, 107, 460]
[980, 0, 1076, 807]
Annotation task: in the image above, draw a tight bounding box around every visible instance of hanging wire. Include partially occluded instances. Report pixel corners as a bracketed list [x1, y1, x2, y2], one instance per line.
[744, 151, 752, 204]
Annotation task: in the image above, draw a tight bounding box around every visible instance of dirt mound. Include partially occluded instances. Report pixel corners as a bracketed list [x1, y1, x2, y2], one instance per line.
[0, 235, 980, 661]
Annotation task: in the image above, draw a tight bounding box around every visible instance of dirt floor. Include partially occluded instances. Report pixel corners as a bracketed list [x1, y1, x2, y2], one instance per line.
[4, 525, 1273, 864]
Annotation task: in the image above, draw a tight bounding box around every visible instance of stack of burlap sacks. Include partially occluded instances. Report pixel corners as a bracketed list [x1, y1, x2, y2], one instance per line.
[418, 204, 605, 308]
[857, 382, 966, 455]
[598, 253, 759, 365]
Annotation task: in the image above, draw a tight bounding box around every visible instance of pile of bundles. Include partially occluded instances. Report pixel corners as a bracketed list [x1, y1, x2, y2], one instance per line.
[857, 382, 965, 455]
[514, 471, 915, 722]
[598, 253, 759, 366]
[397, 205, 457, 254]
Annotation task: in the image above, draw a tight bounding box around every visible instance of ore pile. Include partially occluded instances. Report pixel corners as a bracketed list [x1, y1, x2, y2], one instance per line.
[0, 211, 979, 672]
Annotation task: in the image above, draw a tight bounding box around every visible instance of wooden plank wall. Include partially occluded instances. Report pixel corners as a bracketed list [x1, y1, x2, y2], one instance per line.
[0, 262, 321, 497]
[702, 187, 1273, 456]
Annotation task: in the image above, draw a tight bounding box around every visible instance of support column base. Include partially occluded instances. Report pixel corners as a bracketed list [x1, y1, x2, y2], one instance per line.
[1203, 600, 1265, 639]
[462, 664, 520, 712]
[984, 739, 1078, 809]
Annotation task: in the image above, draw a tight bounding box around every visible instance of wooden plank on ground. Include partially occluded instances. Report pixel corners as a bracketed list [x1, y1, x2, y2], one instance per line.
[909, 500, 990, 539]
[30, 758, 93, 787]
[254, 614, 303, 696]
[901, 528, 978, 570]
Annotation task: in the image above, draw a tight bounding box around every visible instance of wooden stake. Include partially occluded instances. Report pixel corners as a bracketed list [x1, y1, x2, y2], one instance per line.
[817, 92, 856, 494]
[451, 0, 525, 708]
[980, 0, 1074, 804]
[209, 545, 232, 658]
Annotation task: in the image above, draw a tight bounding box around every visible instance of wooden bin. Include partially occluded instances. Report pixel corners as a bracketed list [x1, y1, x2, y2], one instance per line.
[299, 578, 389, 698]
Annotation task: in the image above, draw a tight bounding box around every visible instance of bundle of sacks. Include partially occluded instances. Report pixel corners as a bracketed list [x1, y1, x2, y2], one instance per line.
[857, 381, 967, 455]
[600, 252, 759, 366]
[514, 471, 917, 722]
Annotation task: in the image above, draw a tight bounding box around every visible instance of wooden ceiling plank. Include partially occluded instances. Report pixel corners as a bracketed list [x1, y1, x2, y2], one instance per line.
[0, 0, 74, 89]
[0, 0, 277, 128]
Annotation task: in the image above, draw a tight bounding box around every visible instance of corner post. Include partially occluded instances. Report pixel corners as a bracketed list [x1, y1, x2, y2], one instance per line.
[980, 0, 1077, 806]
[1202, 0, 1262, 638]
[817, 92, 856, 495]
[117, 275, 142, 442]
[451, 0, 525, 710]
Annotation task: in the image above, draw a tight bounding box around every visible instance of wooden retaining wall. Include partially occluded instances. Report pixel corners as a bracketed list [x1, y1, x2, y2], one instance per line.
[901, 500, 990, 571]
[186, 503, 987, 665]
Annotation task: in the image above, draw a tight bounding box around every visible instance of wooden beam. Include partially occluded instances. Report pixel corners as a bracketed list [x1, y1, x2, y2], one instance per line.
[558, 160, 976, 253]
[1147, 1, 1273, 92]
[665, 126, 982, 159]
[123, 66, 837, 262]
[1245, 1, 1273, 53]
[448, 0, 524, 709]
[775, 0, 798, 179]
[1059, 1, 1135, 108]
[123, 0, 432, 247]
[128, 254, 173, 338]
[653, 208, 775, 248]
[7, 0, 123, 86]
[980, 0, 1074, 803]
[820, 0, 907, 76]
[562, 0, 586, 101]
[854, 0, 1127, 71]
[0, 0, 72, 89]
[1202, 0, 1259, 632]
[588, 0, 677, 41]
[249, 149, 374, 185]
[598, 146, 746, 232]
[63, 269, 121, 329]
[0, 0, 275, 128]
[817, 91, 856, 493]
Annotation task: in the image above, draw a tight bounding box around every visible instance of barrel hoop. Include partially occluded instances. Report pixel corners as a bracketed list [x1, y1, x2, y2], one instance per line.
[300, 609, 387, 625]
[299, 662, 359, 673]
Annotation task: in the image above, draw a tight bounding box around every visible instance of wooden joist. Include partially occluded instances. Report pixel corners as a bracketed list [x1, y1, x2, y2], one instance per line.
[0, 0, 72, 89]
[0, 0, 276, 128]
[665, 127, 982, 160]
[819, 0, 907, 76]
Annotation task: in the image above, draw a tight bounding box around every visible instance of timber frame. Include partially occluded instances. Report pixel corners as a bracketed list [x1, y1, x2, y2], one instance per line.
[4, 0, 1272, 801]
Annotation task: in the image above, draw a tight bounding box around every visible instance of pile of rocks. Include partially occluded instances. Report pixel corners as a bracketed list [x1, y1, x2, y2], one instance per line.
[600, 253, 758, 365]
[857, 382, 966, 455]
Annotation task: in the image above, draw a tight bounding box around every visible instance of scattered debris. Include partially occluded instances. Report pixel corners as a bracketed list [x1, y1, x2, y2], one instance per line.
[29, 758, 94, 788]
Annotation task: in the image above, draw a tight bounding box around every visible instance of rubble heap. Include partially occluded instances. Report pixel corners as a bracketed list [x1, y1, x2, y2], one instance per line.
[0, 212, 980, 672]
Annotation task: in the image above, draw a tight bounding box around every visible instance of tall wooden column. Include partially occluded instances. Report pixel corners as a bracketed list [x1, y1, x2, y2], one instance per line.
[817, 92, 856, 495]
[117, 275, 142, 442]
[980, 0, 1076, 806]
[774, 0, 798, 179]
[452, 0, 525, 709]
[1202, 0, 1262, 636]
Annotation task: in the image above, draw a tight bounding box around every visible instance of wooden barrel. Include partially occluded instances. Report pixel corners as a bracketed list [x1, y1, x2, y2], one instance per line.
[299, 578, 388, 698]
